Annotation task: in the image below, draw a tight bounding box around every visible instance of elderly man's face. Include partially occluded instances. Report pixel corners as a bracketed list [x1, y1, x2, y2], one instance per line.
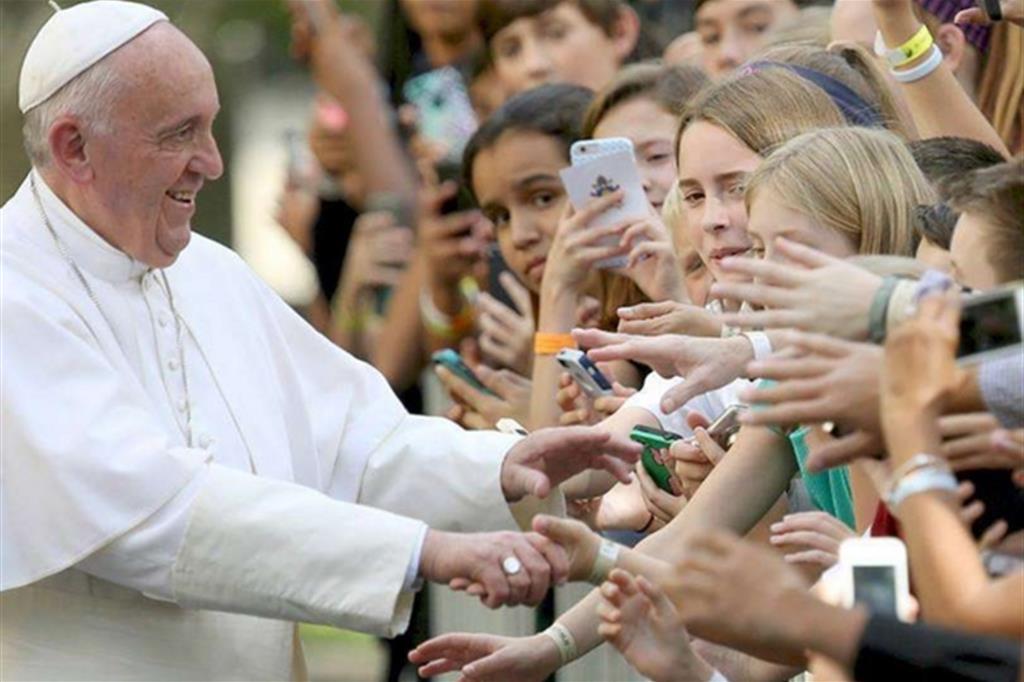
[86, 23, 223, 267]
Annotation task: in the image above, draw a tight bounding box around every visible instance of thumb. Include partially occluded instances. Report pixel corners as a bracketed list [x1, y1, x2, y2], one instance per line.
[511, 462, 551, 499]
[475, 364, 505, 397]
[660, 378, 701, 414]
[532, 514, 583, 547]
[685, 409, 711, 431]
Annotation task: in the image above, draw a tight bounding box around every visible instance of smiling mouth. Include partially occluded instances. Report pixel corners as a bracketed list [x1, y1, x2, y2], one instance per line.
[166, 190, 196, 206]
[711, 247, 750, 261]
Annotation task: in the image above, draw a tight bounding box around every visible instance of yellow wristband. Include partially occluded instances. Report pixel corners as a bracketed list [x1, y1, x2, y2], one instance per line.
[875, 25, 933, 68]
[534, 332, 577, 355]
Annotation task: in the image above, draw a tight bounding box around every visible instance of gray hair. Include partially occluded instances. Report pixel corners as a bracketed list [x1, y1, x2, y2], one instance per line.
[22, 55, 126, 168]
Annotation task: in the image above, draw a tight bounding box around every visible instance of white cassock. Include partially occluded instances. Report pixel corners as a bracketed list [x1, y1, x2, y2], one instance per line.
[0, 171, 535, 680]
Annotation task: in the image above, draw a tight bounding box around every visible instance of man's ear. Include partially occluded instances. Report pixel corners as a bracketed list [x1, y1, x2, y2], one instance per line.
[934, 22, 967, 73]
[48, 116, 94, 184]
[611, 5, 641, 63]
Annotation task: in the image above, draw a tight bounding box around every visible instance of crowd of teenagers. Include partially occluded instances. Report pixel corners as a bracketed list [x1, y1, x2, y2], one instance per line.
[281, 0, 1024, 680]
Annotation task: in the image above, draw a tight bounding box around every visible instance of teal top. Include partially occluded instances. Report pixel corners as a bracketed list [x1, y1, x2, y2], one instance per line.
[756, 381, 856, 529]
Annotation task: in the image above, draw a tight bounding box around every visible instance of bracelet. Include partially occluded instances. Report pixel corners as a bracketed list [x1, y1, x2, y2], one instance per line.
[874, 25, 933, 67]
[534, 332, 577, 355]
[868, 275, 899, 344]
[419, 290, 474, 339]
[887, 452, 946, 487]
[891, 44, 943, 83]
[587, 538, 621, 585]
[542, 623, 578, 665]
[887, 465, 959, 510]
[707, 670, 731, 682]
[741, 331, 773, 361]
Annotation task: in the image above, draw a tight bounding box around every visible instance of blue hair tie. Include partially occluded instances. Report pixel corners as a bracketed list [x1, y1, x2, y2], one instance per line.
[745, 61, 885, 129]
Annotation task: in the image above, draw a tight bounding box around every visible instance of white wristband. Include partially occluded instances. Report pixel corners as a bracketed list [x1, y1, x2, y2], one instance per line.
[887, 466, 958, 510]
[587, 538, 621, 585]
[707, 670, 730, 682]
[741, 331, 773, 362]
[890, 44, 942, 83]
[542, 623, 578, 665]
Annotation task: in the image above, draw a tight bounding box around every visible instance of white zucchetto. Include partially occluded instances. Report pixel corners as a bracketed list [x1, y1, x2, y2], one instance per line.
[19, 0, 167, 113]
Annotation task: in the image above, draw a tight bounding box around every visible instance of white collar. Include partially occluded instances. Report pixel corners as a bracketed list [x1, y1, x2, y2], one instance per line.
[30, 169, 150, 284]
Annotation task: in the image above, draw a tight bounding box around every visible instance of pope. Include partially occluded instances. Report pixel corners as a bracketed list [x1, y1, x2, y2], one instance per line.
[0, 2, 640, 679]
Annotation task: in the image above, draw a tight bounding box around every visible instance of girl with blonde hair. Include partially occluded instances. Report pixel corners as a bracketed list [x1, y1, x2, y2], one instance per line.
[744, 125, 936, 260]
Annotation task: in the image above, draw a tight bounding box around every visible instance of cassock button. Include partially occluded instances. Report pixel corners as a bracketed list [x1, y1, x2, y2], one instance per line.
[198, 433, 213, 449]
[177, 398, 188, 413]
[167, 358, 180, 371]
[158, 313, 170, 328]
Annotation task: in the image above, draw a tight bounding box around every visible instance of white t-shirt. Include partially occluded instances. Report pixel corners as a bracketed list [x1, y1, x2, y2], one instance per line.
[623, 372, 753, 435]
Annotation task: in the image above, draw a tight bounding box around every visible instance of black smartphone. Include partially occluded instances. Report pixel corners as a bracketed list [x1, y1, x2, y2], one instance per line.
[435, 160, 476, 215]
[979, 0, 1003, 21]
[485, 244, 520, 313]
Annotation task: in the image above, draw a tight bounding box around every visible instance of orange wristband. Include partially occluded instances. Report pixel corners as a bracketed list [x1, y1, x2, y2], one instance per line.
[534, 332, 577, 355]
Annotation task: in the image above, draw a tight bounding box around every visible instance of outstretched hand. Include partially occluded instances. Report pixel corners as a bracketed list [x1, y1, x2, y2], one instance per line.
[409, 632, 560, 682]
[501, 427, 642, 501]
[710, 238, 883, 340]
[598, 569, 713, 682]
[573, 328, 753, 413]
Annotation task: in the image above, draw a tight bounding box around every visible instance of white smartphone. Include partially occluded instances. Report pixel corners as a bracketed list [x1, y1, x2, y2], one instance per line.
[561, 137, 647, 270]
[837, 537, 912, 621]
[556, 348, 614, 398]
[570, 136, 635, 165]
[956, 284, 1024, 365]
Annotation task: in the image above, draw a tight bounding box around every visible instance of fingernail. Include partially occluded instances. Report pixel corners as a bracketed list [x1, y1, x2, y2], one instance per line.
[770, 522, 783, 531]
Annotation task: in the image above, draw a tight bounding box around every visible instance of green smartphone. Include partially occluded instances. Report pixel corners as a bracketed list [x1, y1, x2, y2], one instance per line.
[431, 349, 497, 397]
[630, 425, 683, 493]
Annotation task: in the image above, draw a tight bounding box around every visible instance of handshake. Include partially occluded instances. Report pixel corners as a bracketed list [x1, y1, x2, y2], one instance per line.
[418, 516, 610, 609]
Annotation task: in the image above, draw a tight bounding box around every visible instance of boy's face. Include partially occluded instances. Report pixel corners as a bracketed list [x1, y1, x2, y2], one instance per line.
[950, 212, 1003, 290]
[489, 3, 632, 95]
[694, 0, 798, 77]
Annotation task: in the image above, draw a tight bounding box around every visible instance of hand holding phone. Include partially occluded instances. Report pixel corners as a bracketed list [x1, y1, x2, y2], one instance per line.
[556, 349, 613, 398]
[560, 138, 648, 270]
[956, 284, 1023, 365]
[432, 349, 497, 397]
[837, 537, 912, 621]
[630, 425, 684, 493]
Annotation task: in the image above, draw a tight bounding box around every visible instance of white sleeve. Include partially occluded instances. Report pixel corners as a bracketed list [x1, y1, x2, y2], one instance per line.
[622, 374, 731, 434]
[75, 469, 207, 601]
[357, 414, 524, 532]
[78, 463, 428, 638]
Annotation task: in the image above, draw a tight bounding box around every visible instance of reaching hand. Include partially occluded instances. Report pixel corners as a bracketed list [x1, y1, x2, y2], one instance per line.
[574, 328, 753, 413]
[617, 300, 723, 338]
[598, 569, 713, 682]
[436, 364, 531, 430]
[419, 530, 569, 609]
[940, 413, 1023, 472]
[881, 294, 962, 463]
[501, 427, 642, 501]
[710, 238, 883, 340]
[531, 514, 604, 582]
[477, 273, 536, 375]
[769, 511, 856, 569]
[677, 529, 812, 664]
[409, 632, 561, 681]
[742, 332, 884, 435]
